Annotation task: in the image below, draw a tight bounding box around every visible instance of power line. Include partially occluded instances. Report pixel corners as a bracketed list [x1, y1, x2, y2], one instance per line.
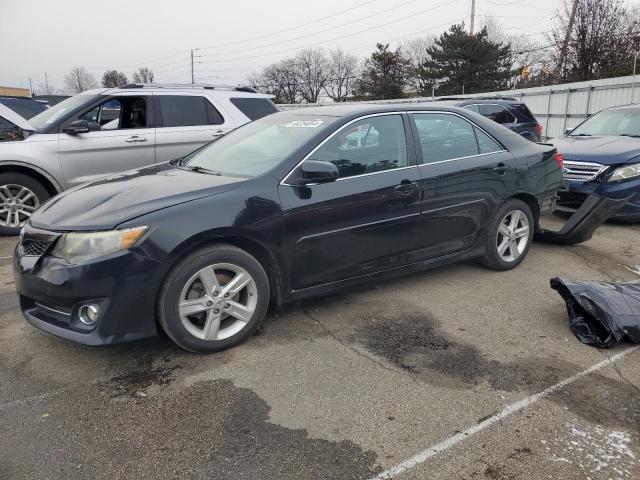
[197, 15, 467, 83]
[196, 0, 379, 51]
[197, 0, 461, 64]
[197, 0, 420, 57]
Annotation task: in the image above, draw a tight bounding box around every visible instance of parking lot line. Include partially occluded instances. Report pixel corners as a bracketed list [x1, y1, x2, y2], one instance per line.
[369, 346, 639, 480]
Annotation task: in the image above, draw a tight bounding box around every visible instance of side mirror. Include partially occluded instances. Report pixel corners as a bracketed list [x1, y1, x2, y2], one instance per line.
[297, 160, 339, 186]
[63, 119, 99, 135]
[564, 128, 574, 135]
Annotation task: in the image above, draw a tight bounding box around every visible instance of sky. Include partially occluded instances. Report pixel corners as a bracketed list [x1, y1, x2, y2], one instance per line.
[1, 0, 565, 93]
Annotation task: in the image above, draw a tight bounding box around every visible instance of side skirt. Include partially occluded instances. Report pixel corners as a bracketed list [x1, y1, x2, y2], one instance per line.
[282, 246, 485, 304]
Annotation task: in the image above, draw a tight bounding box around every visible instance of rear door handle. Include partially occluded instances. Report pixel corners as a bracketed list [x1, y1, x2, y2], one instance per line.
[394, 181, 418, 194]
[125, 135, 148, 143]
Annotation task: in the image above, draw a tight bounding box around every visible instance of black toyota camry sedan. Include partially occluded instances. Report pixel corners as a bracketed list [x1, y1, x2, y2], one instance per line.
[14, 104, 562, 352]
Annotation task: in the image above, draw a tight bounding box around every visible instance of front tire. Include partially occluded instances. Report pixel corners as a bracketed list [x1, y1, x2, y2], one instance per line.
[158, 244, 270, 353]
[0, 173, 50, 236]
[481, 199, 534, 271]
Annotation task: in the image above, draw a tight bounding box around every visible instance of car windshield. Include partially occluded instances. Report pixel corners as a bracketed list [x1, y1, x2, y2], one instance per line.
[28, 94, 98, 130]
[184, 114, 332, 177]
[570, 108, 640, 136]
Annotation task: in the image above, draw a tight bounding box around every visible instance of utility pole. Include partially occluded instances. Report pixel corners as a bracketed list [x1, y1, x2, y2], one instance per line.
[557, 0, 578, 81]
[44, 72, 49, 95]
[191, 49, 195, 84]
[470, 0, 476, 35]
[28, 77, 33, 96]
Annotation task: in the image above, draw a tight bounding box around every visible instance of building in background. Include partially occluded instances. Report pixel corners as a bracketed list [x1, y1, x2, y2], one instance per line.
[0, 86, 30, 97]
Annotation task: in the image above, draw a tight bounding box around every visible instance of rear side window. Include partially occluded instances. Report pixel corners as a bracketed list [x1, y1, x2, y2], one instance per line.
[230, 97, 277, 120]
[412, 113, 479, 163]
[510, 103, 536, 122]
[158, 96, 223, 127]
[475, 128, 503, 154]
[0, 115, 21, 141]
[477, 104, 516, 124]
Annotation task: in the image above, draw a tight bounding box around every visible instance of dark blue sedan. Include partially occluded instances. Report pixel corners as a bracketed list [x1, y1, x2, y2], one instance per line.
[552, 104, 640, 222]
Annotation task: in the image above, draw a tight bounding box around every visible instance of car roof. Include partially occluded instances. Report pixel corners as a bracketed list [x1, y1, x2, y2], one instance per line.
[604, 103, 640, 111]
[276, 103, 479, 117]
[83, 84, 273, 99]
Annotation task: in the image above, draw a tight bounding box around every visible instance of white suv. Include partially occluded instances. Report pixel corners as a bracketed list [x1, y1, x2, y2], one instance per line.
[0, 84, 277, 235]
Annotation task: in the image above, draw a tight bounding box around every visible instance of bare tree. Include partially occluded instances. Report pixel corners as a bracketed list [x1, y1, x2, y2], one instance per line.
[102, 70, 128, 87]
[325, 49, 359, 102]
[36, 81, 57, 95]
[295, 48, 331, 103]
[401, 36, 435, 66]
[132, 67, 155, 83]
[401, 36, 436, 92]
[64, 67, 97, 93]
[550, 0, 640, 82]
[247, 59, 299, 103]
[481, 16, 550, 87]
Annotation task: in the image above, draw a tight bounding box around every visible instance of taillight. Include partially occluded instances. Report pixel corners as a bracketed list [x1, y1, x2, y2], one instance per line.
[536, 123, 543, 139]
[554, 152, 564, 169]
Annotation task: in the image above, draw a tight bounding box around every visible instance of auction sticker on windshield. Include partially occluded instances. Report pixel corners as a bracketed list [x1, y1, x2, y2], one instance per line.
[284, 120, 325, 128]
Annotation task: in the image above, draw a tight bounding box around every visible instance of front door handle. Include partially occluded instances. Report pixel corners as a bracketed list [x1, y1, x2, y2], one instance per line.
[213, 129, 224, 136]
[394, 181, 418, 195]
[493, 163, 507, 174]
[125, 135, 148, 143]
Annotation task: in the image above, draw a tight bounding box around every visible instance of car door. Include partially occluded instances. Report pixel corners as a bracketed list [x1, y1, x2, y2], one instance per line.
[58, 93, 156, 187]
[410, 112, 515, 258]
[153, 93, 235, 163]
[278, 113, 424, 291]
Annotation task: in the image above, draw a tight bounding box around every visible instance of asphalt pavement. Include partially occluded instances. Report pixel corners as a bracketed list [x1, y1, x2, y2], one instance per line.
[1, 215, 639, 480]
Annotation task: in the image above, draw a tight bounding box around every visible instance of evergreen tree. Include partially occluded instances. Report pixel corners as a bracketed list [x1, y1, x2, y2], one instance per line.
[417, 24, 515, 96]
[354, 44, 412, 100]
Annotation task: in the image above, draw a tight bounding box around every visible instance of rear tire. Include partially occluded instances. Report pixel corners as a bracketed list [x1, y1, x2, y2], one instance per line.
[0, 173, 50, 236]
[481, 199, 534, 271]
[157, 244, 270, 353]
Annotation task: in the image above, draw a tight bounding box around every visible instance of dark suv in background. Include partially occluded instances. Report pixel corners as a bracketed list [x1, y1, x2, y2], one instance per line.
[438, 97, 542, 142]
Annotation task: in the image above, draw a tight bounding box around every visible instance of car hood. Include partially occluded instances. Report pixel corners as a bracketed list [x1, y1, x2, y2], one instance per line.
[30, 163, 245, 230]
[0, 103, 33, 132]
[551, 135, 640, 165]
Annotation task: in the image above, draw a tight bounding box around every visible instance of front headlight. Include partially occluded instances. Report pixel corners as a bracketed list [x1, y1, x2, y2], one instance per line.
[52, 226, 148, 263]
[609, 163, 640, 182]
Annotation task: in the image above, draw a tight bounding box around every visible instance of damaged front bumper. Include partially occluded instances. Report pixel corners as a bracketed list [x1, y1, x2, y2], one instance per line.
[536, 169, 639, 245]
[536, 192, 635, 245]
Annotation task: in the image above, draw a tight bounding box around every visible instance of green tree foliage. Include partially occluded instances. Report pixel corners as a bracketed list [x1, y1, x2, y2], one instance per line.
[417, 24, 516, 96]
[353, 43, 412, 100]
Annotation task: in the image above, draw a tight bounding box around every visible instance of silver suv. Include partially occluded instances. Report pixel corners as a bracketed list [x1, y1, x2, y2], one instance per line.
[0, 84, 277, 235]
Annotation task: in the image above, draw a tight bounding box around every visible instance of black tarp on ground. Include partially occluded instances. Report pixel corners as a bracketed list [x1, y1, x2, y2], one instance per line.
[551, 277, 640, 347]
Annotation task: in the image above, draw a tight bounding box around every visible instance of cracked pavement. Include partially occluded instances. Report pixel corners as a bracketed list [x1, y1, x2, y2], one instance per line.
[1, 215, 639, 479]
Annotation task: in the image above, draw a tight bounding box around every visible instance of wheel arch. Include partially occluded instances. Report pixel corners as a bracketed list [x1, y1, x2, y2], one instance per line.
[0, 161, 63, 197]
[510, 192, 540, 229]
[162, 230, 286, 305]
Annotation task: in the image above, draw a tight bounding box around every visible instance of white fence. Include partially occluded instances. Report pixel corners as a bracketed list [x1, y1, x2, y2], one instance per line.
[278, 74, 640, 140]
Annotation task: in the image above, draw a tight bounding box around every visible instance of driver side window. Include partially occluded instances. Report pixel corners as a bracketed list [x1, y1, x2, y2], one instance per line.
[78, 97, 148, 131]
[308, 115, 408, 179]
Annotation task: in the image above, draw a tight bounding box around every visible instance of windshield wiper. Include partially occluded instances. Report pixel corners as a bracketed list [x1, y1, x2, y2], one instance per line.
[570, 133, 592, 136]
[619, 134, 640, 138]
[181, 164, 221, 175]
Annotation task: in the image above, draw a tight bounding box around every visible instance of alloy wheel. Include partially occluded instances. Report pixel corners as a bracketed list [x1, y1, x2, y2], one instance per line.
[0, 184, 40, 228]
[496, 209, 530, 263]
[178, 263, 258, 341]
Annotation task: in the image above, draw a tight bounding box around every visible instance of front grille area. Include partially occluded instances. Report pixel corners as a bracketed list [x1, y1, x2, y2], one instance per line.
[20, 239, 52, 256]
[562, 160, 607, 182]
